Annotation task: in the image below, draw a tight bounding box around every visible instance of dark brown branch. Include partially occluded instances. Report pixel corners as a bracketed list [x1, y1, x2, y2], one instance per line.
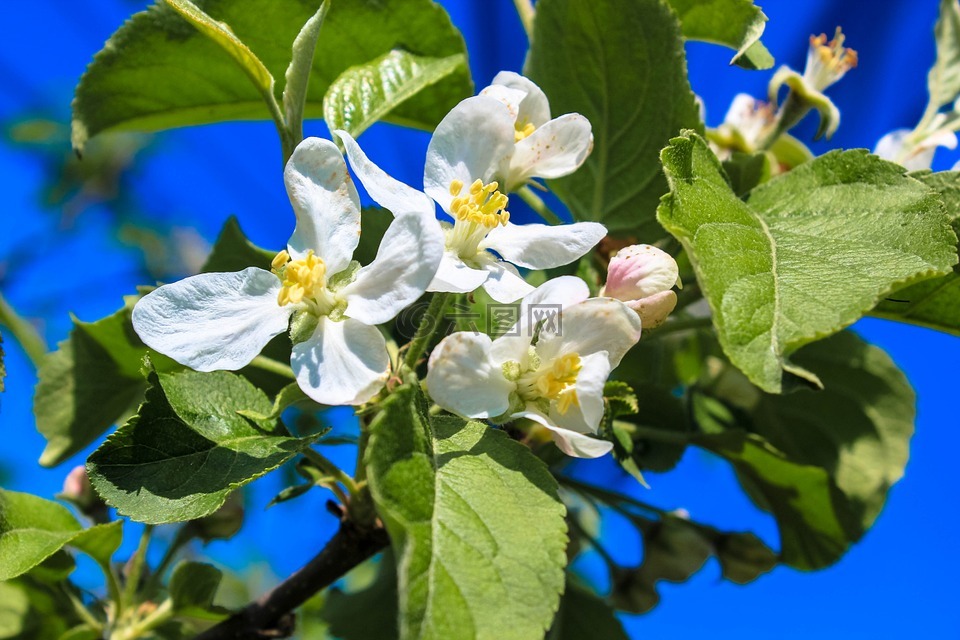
[195, 513, 389, 639]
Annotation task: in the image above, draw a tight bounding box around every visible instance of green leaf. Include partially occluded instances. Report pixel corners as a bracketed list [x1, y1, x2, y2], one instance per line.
[0, 490, 120, 581]
[163, 0, 274, 93]
[87, 369, 315, 524]
[365, 385, 567, 640]
[35, 301, 148, 466]
[658, 131, 957, 392]
[873, 171, 960, 334]
[69, 520, 124, 569]
[0, 332, 5, 394]
[721, 151, 772, 197]
[0, 579, 74, 640]
[0, 583, 30, 639]
[324, 50, 467, 139]
[0, 490, 81, 581]
[547, 581, 628, 640]
[283, 1, 329, 137]
[72, 0, 472, 149]
[0, 293, 47, 368]
[525, 0, 702, 236]
[664, 0, 773, 69]
[694, 331, 915, 569]
[610, 386, 690, 475]
[323, 553, 399, 640]
[928, 0, 960, 113]
[202, 217, 276, 273]
[169, 561, 224, 614]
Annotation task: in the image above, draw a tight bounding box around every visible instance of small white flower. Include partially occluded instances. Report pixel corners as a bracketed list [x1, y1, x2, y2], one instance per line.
[712, 94, 777, 157]
[477, 71, 594, 191]
[769, 28, 857, 139]
[335, 119, 606, 303]
[875, 116, 959, 171]
[426, 276, 642, 458]
[601, 244, 680, 329]
[132, 138, 443, 406]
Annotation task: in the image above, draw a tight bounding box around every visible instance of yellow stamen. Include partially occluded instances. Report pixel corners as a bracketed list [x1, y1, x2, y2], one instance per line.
[535, 352, 582, 415]
[274, 250, 327, 307]
[271, 249, 290, 271]
[806, 27, 857, 90]
[447, 179, 510, 229]
[515, 121, 536, 142]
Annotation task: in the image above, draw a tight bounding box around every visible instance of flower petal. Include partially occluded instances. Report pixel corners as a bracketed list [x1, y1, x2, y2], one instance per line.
[285, 137, 361, 274]
[537, 298, 642, 368]
[549, 352, 610, 434]
[426, 332, 514, 418]
[335, 129, 436, 217]
[477, 84, 527, 124]
[480, 259, 534, 303]
[514, 409, 613, 458]
[132, 268, 291, 372]
[341, 212, 444, 325]
[508, 114, 593, 187]
[424, 96, 516, 213]
[481, 221, 606, 270]
[489, 275, 590, 364]
[487, 71, 552, 127]
[428, 251, 491, 293]
[291, 317, 389, 406]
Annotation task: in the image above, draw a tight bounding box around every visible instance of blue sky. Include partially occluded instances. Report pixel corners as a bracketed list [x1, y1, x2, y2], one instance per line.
[1, 1, 958, 637]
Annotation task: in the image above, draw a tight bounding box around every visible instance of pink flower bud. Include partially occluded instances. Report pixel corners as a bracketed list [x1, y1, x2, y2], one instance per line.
[601, 245, 679, 328]
[62, 466, 92, 500]
[60, 465, 106, 518]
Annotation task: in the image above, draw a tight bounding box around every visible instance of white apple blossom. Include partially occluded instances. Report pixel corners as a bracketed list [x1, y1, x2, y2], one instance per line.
[875, 115, 959, 171]
[132, 137, 443, 406]
[426, 277, 642, 458]
[477, 71, 594, 191]
[769, 28, 858, 139]
[601, 244, 680, 329]
[335, 118, 606, 303]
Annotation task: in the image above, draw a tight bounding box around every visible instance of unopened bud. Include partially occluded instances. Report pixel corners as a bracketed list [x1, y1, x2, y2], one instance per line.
[59, 465, 106, 519]
[601, 245, 680, 328]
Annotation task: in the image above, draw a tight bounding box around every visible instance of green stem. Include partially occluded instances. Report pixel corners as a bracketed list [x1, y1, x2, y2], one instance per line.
[0, 293, 47, 368]
[144, 526, 193, 596]
[248, 355, 297, 380]
[63, 584, 104, 633]
[512, 0, 536, 40]
[262, 87, 298, 165]
[122, 525, 154, 610]
[559, 476, 668, 517]
[568, 513, 620, 571]
[517, 186, 563, 225]
[757, 92, 808, 151]
[403, 292, 454, 370]
[619, 422, 692, 445]
[301, 448, 359, 495]
[646, 315, 713, 338]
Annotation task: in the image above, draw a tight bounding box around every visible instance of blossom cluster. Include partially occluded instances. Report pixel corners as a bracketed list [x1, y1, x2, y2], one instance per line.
[132, 73, 679, 458]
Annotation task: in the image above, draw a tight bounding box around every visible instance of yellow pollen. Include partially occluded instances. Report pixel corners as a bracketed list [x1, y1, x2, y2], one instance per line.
[273, 250, 327, 307]
[514, 121, 536, 142]
[535, 352, 582, 415]
[810, 27, 857, 76]
[448, 179, 510, 228]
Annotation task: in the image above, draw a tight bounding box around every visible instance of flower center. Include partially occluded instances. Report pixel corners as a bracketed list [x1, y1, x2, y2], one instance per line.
[805, 28, 857, 91]
[445, 179, 511, 259]
[517, 352, 582, 415]
[272, 250, 338, 315]
[514, 121, 536, 142]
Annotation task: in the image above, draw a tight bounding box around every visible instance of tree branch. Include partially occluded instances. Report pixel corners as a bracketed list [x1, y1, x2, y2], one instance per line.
[196, 512, 389, 639]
